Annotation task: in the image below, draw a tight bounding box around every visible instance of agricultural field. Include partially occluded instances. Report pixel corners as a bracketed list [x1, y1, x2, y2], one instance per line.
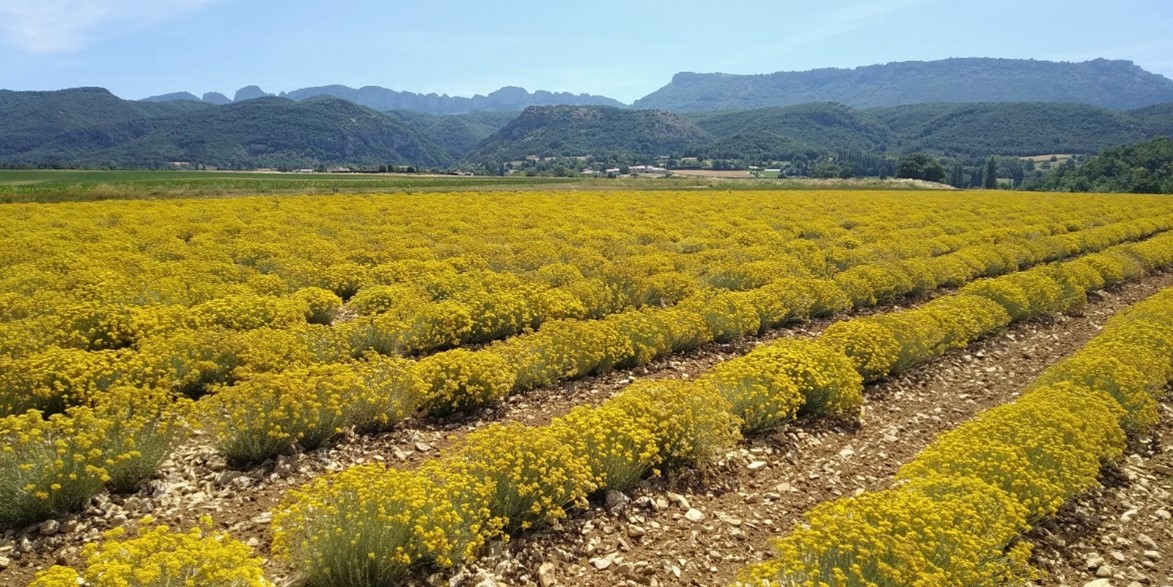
[0, 189, 1171, 587]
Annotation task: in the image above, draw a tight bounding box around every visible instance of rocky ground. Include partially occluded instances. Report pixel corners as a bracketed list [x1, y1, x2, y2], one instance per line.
[2, 272, 1172, 586]
[1030, 403, 1173, 587]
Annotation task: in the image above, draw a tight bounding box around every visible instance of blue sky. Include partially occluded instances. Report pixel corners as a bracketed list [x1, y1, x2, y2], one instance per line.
[1, 0, 1171, 103]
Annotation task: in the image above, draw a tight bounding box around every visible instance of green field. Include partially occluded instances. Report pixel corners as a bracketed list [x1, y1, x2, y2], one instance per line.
[0, 170, 955, 203]
[0, 170, 592, 203]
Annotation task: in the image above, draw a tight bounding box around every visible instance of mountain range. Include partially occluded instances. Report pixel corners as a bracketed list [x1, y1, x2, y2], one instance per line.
[632, 58, 1173, 111]
[144, 84, 624, 115]
[3, 58, 1172, 170]
[143, 58, 1173, 115]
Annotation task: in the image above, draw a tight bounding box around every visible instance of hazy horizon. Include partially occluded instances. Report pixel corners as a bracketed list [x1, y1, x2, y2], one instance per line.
[1, 0, 1171, 103]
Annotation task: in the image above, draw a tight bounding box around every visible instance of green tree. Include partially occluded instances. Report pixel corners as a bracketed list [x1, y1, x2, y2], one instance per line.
[983, 157, 998, 189]
[896, 153, 946, 183]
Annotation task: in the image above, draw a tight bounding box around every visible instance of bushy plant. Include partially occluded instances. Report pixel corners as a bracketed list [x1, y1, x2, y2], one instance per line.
[417, 349, 515, 416]
[609, 380, 741, 468]
[96, 386, 190, 493]
[551, 403, 661, 492]
[273, 465, 475, 587]
[0, 409, 110, 528]
[436, 423, 592, 533]
[291, 286, 343, 325]
[33, 516, 271, 587]
[201, 364, 360, 464]
[818, 319, 901, 381]
[139, 328, 245, 397]
[702, 350, 807, 434]
[348, 353, 424, 433]
[962, 279, 1033, 322]
[680, 291, 761, 343]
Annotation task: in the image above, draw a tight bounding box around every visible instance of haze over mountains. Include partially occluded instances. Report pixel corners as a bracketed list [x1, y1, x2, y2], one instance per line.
[144, 84, 625, 115]
[633, 58, 1173, 111]
[3, 58, 1173, 170]
[144, 58, 1173, 114]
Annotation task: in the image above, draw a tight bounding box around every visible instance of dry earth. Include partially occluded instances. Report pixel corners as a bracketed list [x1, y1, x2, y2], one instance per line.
[1030, 407, 1173, 587]
[3, 272, 1172, 586]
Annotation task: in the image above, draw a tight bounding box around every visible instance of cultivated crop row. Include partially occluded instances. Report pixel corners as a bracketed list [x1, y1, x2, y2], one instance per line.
[30, 226, 1168, 586]
[3, 206, 1169, 538]
[736, 284, 1173, 586]
[4, 191, 1172, 586]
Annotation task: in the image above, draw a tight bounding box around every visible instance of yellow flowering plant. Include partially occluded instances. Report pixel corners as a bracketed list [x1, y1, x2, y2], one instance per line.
[95, 385, 190, 493]
[417, 349, 515, 416]
[551, 403, 662, 492]
[0, 408, 110, 528]
[436, 423, 593, 534]
[701, 348, 808, 434]
[32, 516, 271, 587]
[609, 380, 741, 469]
[273, 465, 469, 587]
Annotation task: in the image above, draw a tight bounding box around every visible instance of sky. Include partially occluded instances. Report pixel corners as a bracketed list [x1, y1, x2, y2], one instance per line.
[1, 0, 1171, 104]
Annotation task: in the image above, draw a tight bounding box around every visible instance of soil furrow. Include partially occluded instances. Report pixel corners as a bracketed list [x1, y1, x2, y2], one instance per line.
[448, 271, 1173, 587]
[1029, 401, 1173, 587]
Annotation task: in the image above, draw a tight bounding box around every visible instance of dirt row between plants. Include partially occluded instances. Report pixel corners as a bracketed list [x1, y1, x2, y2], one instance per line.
[1029, 402, 1173, 587]
[443, 271, 1173, 587]
[3, 271, 1172, 586]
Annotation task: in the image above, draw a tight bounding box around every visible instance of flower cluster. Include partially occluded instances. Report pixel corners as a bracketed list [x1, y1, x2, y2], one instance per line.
[202, 357, 422, 464]
[31, 516, 271, 587]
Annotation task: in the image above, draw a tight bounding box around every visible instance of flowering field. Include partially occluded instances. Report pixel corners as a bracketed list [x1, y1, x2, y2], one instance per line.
[2, 189, 1172, 586]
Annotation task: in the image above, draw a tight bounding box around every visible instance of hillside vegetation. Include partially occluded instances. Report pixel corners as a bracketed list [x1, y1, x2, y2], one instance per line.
[465, 106, 708, 162]
[872, 102, 1148, 157]
[463, 101, 1173, 165]
[1, 91, 451, 169]
[2, 87, 1172, 171]
[1028, 137, 1173, 193]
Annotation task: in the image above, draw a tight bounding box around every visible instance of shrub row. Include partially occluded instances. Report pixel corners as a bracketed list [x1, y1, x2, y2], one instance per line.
[267, 229, 1173, 587]
[5, 213, 1167, 421]
[737, 286, 1173, 586]
[196, 226, 1173, 467]
[271, 379, 739, 587]
[819, 230, 1173, 384]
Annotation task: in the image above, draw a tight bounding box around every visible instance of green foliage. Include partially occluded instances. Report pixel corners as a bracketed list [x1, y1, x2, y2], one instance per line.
[896, 153, 947, 183]
[874, 102, 1148, 158]
[1028, 137, 1173, 194]
[0, 91, 452, 170]
[466, 105, 709, 163]
[688, 103, 891, 162]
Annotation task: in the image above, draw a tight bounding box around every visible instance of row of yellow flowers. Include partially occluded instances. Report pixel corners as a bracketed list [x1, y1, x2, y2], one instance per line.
[4, 193, 1170, 417]
[736, 278, 1173, 584]
[2, 194, 1165, 422]
[4, 200, 1170, 540]
[199, 217, 1173, 465]
[254, 221, 1173, 587]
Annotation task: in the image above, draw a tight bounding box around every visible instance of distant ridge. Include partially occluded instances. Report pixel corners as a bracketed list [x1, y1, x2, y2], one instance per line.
[633, 58, 1173, 111]
[141, 84, 624, 115]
